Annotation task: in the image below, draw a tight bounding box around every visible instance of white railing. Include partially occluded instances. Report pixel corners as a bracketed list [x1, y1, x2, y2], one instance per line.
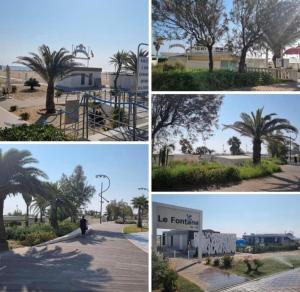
[247, 67, 299, 81]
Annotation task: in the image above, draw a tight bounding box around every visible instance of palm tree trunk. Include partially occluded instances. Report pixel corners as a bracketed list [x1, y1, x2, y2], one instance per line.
[25, 204, 29, 227]
[0, 196, 8, 250]
[137, 206, 142, 228]
[46, 81, 55, 114]
[253, 139, 262, 164]
[40, 210, 43, 223]
[207, 45, 214, 72]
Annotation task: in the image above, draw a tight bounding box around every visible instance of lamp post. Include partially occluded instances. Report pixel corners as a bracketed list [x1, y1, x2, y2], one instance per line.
[96, 174, 110, 224]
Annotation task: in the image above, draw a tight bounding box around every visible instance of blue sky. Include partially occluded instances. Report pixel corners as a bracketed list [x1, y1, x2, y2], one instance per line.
[0, 0, 148, 70]
[153, 195, 300, 238]
[1, 144, 148, 215]
[173, 94, 300, 154]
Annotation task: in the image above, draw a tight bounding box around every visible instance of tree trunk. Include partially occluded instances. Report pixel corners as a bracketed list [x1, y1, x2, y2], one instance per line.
[46, 81, 55, 114]
[207, 45, 214, 72]
[40, 210, 43, 223]
[272, 51, 281, 68]
[253, 139, 262, 164]
[0, 196, 8, 251]
[137, 207, 142, 228]
[238, 47, 248, 73]
[50, 203, 58, 232]
[25, 204, 29, 227]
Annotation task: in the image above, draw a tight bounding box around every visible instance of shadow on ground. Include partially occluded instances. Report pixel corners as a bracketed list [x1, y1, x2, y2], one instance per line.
[0, 244, 111, 291]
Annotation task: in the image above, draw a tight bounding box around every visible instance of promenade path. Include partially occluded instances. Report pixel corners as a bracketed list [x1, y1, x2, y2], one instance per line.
[224, 267, 300, 291]
[0, 106, 27, 128]
[217, 165, 300, 192]
[0, 222, 148, 292]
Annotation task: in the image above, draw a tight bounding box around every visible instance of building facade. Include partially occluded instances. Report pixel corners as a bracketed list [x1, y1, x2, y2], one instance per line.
[243, 233, 296, 245]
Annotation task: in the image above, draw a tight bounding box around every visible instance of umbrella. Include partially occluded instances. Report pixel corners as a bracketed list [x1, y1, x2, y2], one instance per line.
[284, 45, 300, 55]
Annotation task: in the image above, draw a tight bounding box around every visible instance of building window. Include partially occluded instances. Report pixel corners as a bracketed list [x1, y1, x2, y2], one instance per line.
[88, 73, 93, 85]
[81, 74, 85, 85]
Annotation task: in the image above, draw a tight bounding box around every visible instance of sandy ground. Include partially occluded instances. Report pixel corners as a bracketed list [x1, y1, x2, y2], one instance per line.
[0, 70, 44, 85]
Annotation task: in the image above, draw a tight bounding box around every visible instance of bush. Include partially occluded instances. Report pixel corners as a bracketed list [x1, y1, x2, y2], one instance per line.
[22, 231, 56, 246]
[152, 68, 276, 91]
[0, 124, 70, 141]
[56, 220, 78, 237]
[251, 243, 298, 253]
[152, 252, 178, 292]
[9, 105, 17, 112]
[222, 255, 234, 269]
[205, 257, 211, 265]
[213, 258, 220, 267]
[19, 112, 30, 121]
[253, 259, 264, 271]
[112, 107, 127, 128]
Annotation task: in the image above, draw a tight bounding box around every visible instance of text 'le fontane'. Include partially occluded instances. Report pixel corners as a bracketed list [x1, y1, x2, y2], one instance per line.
[158, 214, 199, 226]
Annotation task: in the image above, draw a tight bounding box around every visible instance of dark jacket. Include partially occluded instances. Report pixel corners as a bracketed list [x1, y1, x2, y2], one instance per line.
[80, 218, 87, 230]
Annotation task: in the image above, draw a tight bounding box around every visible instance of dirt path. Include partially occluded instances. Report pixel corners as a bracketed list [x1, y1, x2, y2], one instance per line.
[216, 165, 300, 192]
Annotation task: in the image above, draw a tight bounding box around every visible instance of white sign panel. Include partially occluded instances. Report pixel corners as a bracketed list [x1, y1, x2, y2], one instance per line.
[137, 56, 148, 92]
[65, 100, 79, 124]
[155, 203, 202, 231]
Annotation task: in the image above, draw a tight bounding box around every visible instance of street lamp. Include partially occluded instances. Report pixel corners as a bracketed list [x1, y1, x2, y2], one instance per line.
[96, 174, 110, 224]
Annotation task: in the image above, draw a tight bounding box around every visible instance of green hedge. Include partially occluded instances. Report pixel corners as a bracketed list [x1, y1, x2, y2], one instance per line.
[56, 220, 78, 237]
[152, 69, 276, 91]
[152, 160, 281, 191]
[0, 124, 70, 141]
[252, 243, 299, 253]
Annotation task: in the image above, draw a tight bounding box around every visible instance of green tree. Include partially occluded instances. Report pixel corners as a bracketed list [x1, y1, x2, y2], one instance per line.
[179, 139, 194, 154]
[228, 136, 242, 155]
[124, 50, 148, 74]
[153, 35, 164, 59]
[32, 195, 48, 223]
[223, 108, 298, 164]
[24, 78, 41, 91]
[0, 148, 48, 249]
[131, 195, 148, 228]
[106, 200, 133, 222]
[195, 146, 214, 156]
[153, 0, 228, 71]
[16, 45, 79, 113]
[158, 143, 175, 166]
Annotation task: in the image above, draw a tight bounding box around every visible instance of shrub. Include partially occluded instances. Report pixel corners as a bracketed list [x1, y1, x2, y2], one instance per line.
[56, 220, 78, 237]
[19, 112, 30, 121]
[24, 78, 40, 90]
[243, 258, 253, 273]
[251, 243, 298, 253]
[9, 105, 17, 112]
[222, 255, 234, 269]
[22, 231, 56, 246]
[152, 252, 178, 292]
[213, 258, 220, 266]
[152, 68, 277, 91]
[112, 107, 127, 128]
[253, 259, 264, 271]
[55, 89, 63, 97]
[11, 85, 17, 93]
[0, 124, 70, 141]
[205, 257, 211, 265]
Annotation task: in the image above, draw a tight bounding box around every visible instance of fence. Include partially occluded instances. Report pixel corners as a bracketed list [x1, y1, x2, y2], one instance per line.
[43, 89, 148, 141]
[247, 67, 299, 81]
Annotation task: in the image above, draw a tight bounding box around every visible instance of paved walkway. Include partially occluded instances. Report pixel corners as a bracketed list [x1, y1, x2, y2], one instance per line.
[224, 268, 300, 291]
[0, 106, 27, 128]
[0, 222, 148, 292]
[124, 232, 148, 253]
[217, 165, 300, 192]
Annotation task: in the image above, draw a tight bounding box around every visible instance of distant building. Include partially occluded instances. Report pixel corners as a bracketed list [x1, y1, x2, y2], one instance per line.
[162, 229, 236, 256]
[55, 67, 102, 92]
[101, 72, 135, 92]
[243, 233, 296, 245]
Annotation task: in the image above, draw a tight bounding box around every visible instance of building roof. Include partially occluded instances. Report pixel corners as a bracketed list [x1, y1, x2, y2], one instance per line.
[73, 67, 102, 72]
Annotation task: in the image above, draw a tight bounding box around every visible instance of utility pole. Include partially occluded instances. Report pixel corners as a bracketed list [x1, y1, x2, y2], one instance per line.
[96, 174, 110, 224]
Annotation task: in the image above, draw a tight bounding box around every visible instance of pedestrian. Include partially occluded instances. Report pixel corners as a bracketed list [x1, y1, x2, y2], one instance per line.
[294, 156, 298, 164]
[80, 215, 88, 236]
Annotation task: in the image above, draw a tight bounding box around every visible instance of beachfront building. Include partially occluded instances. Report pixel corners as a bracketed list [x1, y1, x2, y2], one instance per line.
[101, 72, 135, 91]
[55, 67, 102, 92]
[243, 233, 296, 245]
[162, 229, 236, 256]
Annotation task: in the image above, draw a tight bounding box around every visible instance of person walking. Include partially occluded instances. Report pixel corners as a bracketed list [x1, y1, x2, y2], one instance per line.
[80, 215, 88, 236]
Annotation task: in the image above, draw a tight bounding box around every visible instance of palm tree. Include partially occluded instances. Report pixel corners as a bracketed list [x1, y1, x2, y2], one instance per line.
[109, 50, 128, 92]
[153, 36, 164, 59]
[223, 108, 298, 164]
[227, 136, 242, 155]
[125, 50, 149, 74]
[131, 195, 148, 228]
[16, 45, 79, 114]
[22, 193, 32, 226]
[0, 149, 48, 249]
[31, 195, 48, 223]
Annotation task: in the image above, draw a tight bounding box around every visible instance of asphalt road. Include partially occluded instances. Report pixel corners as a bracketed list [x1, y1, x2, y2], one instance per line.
[0, 222, 148, 292]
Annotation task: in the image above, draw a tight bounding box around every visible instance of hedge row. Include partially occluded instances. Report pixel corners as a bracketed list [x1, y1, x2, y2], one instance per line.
[152, 69, 276, 91]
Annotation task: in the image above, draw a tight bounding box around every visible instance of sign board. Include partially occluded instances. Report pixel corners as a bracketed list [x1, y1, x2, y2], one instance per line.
[65, 100, 79, 124]
[137, 56, 148, 92]
[154, 202, 202, 231]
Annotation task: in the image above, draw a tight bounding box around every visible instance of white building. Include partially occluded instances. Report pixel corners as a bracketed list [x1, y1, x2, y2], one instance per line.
[55, 67, 102, 92]
[101, 72, 135, 91]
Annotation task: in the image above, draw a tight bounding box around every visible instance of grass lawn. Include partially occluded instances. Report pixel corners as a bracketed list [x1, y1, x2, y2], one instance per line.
[226, 256, 300, 280]
[177, 275, 204, 292]
[123, 225, 148, 234]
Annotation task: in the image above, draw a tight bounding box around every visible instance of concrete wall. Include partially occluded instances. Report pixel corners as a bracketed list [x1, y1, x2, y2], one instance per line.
[101, 72, 135, 91]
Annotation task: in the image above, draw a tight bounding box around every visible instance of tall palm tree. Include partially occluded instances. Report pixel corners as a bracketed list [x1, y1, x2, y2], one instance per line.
[227, 136, 242, 155]
[153, 36, 164, 59]
[131, 195, 148, 228]
[223, 108, 298, 164]
[16, 45, 79, 114]
[31, 195, 48, 223]
[109, 50, 128, 91]
[0, 149, 48, 249]
[22, 192, 32, 226]
[125, 50, 149, 74]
